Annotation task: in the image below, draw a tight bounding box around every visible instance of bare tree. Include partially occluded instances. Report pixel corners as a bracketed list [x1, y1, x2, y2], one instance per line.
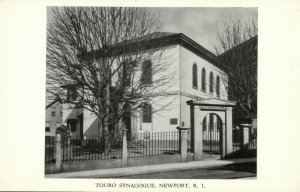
[46, 7, 176, 153]
[212, 13, 257, 124]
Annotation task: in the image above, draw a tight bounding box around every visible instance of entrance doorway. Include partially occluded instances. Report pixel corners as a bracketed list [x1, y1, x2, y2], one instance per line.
[202, 113, 222, 154]
[122, 103, 131, 140]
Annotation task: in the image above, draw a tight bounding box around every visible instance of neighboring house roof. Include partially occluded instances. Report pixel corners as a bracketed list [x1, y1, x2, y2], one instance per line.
[79, 32, 228, 72]
[46, 99, 61, 109]
[217, 35, 258, 60]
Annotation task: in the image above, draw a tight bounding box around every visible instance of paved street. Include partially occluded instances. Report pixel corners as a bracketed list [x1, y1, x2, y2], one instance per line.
[110, 162, 257, 179]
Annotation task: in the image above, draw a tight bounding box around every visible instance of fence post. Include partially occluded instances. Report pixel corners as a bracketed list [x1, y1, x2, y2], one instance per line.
[240, 124, 251, 151]
[176, 127, 189, 162]
[55, 133, 62, 173]
[121, 129, 128, 167]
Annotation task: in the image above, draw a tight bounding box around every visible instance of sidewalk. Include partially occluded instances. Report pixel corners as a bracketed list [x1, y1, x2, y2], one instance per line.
[46, 157, 256, 178]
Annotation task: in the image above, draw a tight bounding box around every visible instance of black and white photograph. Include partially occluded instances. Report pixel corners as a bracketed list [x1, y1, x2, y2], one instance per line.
[45, 7, 257, 179]
[1, 0, 300, 191]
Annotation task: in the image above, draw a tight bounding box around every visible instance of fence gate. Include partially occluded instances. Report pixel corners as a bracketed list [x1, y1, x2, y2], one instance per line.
[202, 122, 222, 155]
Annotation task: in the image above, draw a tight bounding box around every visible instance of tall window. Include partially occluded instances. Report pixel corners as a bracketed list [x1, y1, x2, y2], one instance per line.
[123, 61, 136, 87]
[142, 103, 152, 123]
[216, 75, 220, 98]
[192, 63, 198, 88]
[201, 68, 206, 91]
[209, 72, 214, 93]
[141, 60, 152, 84]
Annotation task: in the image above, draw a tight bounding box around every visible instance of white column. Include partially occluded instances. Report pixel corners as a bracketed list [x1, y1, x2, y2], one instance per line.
[225, 108, 233, 155]
[193, 106, 203, 160]
[121, 129, 128, 167]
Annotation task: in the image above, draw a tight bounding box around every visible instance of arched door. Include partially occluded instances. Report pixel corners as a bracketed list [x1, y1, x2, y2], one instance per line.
[202, 113, 222, 154]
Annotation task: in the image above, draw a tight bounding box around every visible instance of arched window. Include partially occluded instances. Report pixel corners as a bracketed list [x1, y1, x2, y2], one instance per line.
[201, 68, 206, 92]
[216, 75, 220, 98]
[192, 63, 198, 88]
[209, 72, 214, 93]
[141, 60, 152, 84]
[142, 103, 152, 123]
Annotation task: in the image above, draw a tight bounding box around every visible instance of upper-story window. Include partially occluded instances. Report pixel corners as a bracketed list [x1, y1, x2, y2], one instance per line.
[51, 108, 55, 116]
[141, 60, 152, 85]
[142, 103, 152, 123]
[209, 72, 214, 93]
[122, 61, 136, 87]
[201, 68, 206, 92]
[216, 75, 220, 98]
[192, 63, 198, 89]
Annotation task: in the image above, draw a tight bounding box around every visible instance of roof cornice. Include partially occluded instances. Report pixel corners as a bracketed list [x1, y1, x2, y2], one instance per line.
[79, 32, 228, 72]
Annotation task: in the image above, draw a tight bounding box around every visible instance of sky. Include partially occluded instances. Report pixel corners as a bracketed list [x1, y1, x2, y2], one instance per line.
[151, 7, 257, 53]
[47, 7, 257, 54]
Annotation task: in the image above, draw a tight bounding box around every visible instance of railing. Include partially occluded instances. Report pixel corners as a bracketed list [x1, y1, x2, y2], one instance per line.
[203, 130, 221, 154]
[45, 136, 56, 164]
[128, 131, 180, 158]
[61, 135, 122, 162]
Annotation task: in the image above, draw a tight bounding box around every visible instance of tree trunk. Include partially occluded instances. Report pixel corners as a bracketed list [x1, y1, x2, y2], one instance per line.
[104, 83, 111, 154]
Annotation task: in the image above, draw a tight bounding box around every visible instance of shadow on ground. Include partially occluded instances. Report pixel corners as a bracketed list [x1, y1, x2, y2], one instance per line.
[209, 162, 257, 174]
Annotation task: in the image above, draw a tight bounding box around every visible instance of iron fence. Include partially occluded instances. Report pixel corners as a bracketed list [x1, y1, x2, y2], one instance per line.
[128, 131, 180, 158]
[232, 128, 257, 152]
[203, 130, 221, 154]
[61, 135, 123, 162]
[45, 136, 55, 164]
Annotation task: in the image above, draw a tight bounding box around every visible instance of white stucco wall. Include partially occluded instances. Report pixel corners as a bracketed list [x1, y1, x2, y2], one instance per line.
[179, 46, 228, 100]
[178, 46, 228, 129]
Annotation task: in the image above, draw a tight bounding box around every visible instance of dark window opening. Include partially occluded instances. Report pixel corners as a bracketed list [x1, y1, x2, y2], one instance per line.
[201, 68, 206, 92]
[192, 63, 198, 88]
[67, 119, 77, 132]
[141, 60, 152, 85]
[51, 111, 55, 116]
[142, 104, 152, 123]
[170, 118, 178, 125]
[45, 127, 50, 132]
[216, 75, 220, 98]
[123, 61, 136, 87]
[209, 72, 214, 93]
